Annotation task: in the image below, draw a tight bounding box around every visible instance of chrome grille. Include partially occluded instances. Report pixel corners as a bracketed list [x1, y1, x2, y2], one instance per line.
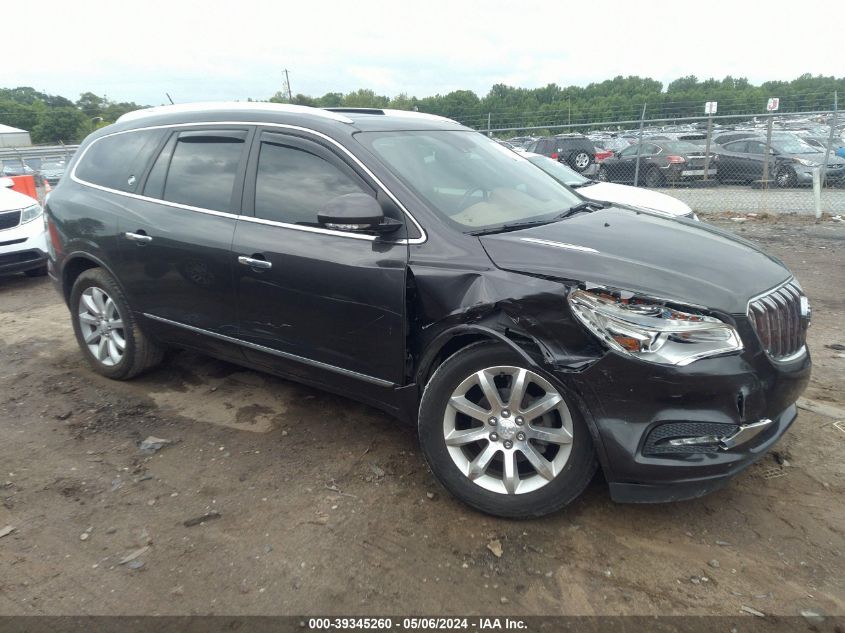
[0, 210, 21, 231]
[747, 281, 806, 360]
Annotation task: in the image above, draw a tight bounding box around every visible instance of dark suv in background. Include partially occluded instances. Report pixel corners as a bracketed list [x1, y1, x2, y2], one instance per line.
[525, 134, 597, 174]
[45, 103, 811, 518]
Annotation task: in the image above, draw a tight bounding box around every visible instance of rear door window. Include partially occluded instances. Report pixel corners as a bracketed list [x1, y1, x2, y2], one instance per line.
[149, 129, 249, 212]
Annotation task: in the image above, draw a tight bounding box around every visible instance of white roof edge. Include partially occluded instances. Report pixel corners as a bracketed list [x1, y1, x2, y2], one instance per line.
[116, 102, 354, 124]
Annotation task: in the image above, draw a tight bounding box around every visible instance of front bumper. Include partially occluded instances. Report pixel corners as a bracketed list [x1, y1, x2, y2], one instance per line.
[560, 342, 811, 503]
[0, 218, 48, 274]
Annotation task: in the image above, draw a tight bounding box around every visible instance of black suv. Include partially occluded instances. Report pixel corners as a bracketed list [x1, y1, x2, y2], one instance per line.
[526, 134, 597, 174]
[45, 103, 811, 518]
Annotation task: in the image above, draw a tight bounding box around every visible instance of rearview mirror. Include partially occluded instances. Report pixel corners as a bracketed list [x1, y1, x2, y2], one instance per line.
[317, 193, 402, 234]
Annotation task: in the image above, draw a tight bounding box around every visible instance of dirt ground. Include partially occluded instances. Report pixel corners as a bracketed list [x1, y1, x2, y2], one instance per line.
[0, 214, 843, 617]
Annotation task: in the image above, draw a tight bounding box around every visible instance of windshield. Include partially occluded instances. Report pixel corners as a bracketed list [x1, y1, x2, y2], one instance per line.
[526, 154, 588, 186]
[771, 137, 821, 154]
[357, 131, 583, 232]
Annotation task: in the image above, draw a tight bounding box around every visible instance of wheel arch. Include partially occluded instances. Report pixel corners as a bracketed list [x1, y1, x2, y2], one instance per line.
[61, 252, 123, 306]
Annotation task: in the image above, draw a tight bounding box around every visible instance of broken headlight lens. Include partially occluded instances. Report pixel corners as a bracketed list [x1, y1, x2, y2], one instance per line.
[568, 288, 743, 366]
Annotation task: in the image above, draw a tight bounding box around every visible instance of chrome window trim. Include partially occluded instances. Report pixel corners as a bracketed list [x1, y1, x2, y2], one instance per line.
[70, 121, 427, 245]
[143, 313, 395, 388]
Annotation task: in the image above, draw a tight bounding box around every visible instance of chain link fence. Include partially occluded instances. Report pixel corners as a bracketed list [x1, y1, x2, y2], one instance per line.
[479, 102, 844, 218]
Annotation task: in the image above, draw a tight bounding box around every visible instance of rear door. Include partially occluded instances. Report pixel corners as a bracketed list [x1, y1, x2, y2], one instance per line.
[231, 129, 409, 385]
[116, 126, 253, 337]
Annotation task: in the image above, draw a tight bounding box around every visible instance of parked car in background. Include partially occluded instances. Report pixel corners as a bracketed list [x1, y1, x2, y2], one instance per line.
[1, 159, 37, 178]
[525, 134, 597, 174]
[39, 160, 67, 185]
[45, 103, 811, 517]
[505, 136, 538, 149]
[521, 151, 697, 219]
[716, 136, 845, 187]
[0, 178, 48, 277]
[597, 141, 718, 187]
[799, 136, 845, 159]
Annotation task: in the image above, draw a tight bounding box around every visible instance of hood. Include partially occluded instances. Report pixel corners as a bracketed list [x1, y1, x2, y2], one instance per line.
[479, 206, 791, 314]
[792, 152, 845, 165]
[0, 185, 38, 213]
[579, 181, 693, 217]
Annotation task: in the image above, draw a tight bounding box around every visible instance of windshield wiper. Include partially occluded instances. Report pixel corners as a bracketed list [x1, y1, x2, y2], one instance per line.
[469, 219, 555, 236]
[554, 200, 607, 219]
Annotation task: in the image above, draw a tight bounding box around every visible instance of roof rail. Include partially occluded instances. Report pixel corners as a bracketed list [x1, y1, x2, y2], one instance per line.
[117, 102, 354, 124]
[323, 108, 460, 124]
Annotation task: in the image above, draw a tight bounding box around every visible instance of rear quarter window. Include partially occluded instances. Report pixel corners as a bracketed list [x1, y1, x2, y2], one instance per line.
[75, 129, 164, 192]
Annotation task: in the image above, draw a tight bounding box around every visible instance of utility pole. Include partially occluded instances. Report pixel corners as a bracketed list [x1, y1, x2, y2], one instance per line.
[820, 91, 838, 190]
[283, 69, 293, 102]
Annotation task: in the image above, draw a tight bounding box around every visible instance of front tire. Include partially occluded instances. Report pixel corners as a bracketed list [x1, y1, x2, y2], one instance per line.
[418, 342, 598, 518]
[644, 167, 665, 188]
[775, 165, 797, 188]
[70, 268, 164, 380]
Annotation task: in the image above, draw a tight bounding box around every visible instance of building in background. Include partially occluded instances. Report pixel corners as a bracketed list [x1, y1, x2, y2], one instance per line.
[0, 124, 32, 148]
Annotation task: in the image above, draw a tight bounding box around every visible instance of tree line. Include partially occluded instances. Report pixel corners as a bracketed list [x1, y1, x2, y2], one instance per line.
[2, 74, 843, 145]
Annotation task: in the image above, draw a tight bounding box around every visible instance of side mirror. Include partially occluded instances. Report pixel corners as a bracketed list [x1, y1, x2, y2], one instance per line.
[317, 193, 402, 234]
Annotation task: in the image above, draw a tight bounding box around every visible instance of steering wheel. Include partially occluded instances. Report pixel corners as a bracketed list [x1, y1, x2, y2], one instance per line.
[458, 187, 486, 211]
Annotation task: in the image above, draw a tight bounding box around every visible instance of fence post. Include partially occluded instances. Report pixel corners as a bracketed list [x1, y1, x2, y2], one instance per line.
[813, 168, 822, 219]
[633, 103, 647, 187]
[487, 112, 492, 137]
[820, 91, 838, 190]
[761, 114, 774, 188]
[703, 110, 714, 180]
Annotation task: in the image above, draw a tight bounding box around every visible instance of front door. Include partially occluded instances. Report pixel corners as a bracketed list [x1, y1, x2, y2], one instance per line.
[232, 130, 409, 385]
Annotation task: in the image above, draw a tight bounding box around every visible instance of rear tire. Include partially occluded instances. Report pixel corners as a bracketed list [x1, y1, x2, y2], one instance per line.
[597, 166, 609, 182]
[568, 151, 592, 173]
[418, 342, 598, 518]
[70, 268, 165, 380]
[644, 167, 665, 188]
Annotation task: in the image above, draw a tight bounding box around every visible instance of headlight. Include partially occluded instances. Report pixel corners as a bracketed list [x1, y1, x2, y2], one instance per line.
[794, 158, 818, 167]
[568, 287, 743, 366]
[20, 203, 43, 224]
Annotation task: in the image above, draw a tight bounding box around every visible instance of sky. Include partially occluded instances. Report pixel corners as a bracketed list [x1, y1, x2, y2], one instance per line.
[4, 0, 841, 106]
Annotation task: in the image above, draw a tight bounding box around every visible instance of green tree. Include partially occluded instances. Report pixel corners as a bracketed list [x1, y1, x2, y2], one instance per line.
[76, 92, 106, 119]
[31, 107, 86, 144]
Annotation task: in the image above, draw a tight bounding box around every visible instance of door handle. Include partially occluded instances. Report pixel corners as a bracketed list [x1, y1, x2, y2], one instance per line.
[238, 255, 272, 270]
[124, 231, 152, 244]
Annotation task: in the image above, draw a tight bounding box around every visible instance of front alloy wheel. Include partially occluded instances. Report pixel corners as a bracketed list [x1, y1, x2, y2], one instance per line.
[419, 342, 597, 518]
[444, 366, 574, 495]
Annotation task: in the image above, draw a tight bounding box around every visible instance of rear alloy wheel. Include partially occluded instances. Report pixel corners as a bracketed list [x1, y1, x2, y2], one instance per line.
[775, 165, 797, 188]
[419, 342, 597, 517]
[569, 151, 592, 173]
[70, 268, 165, 380]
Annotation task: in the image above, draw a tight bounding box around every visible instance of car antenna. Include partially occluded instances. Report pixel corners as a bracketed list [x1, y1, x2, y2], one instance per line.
[165, 93, 175, 105]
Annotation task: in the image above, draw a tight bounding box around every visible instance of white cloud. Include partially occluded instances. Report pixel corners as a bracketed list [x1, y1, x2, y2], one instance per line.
[3, 0, 841, 104]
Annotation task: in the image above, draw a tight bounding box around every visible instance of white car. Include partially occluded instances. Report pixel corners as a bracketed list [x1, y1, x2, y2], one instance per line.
[0, 178, 48, 277]
[519, 151, 698, 220]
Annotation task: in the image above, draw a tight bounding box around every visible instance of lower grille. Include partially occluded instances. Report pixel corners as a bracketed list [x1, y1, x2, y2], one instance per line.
[643, 422, 740, 455]
[748, 280, 807, 360]
[0, 250, 42, 266]
[0, 210, 21, 231]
